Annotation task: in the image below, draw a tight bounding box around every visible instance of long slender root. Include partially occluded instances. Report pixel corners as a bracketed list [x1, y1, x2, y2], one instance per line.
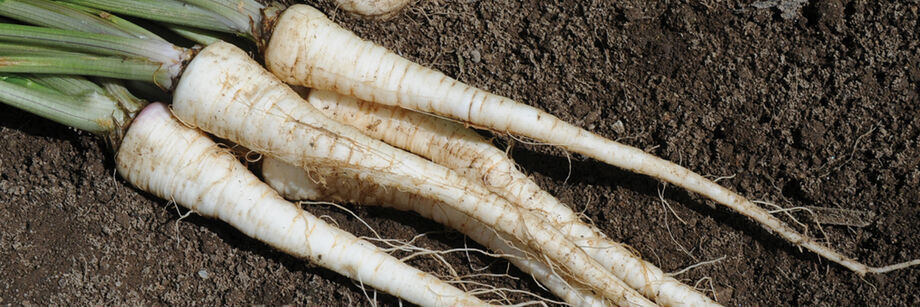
[115, 103, 486, 306]
[263, 4, 919, 276]
[263, 157, 610, 307]
[302, 89, 718, 306]
[174, 41, 654, 306]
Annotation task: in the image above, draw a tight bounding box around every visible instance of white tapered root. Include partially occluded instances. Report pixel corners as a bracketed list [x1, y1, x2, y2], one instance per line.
[263, 157, 610, 307]
[115, 103, 486, 307]
[263, 4, 920, 276]
[173, 41, 654, 306]
[303, 89, 719, 306]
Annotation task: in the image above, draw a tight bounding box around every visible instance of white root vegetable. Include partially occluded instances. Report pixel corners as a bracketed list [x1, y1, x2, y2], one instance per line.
[262, 157, 609, 307]
[171, 41, 654, 306]
[115, 103, 486, 307]
[331, 0, 411, 18]
[302, 89, 718, 306]
[262, 4, 920, 275]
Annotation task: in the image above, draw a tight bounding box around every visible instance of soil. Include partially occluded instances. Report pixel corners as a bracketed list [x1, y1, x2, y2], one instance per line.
[1, 0, 918, 305]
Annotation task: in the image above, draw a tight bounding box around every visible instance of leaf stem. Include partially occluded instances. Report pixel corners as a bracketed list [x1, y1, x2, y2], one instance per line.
[179, 0, 263, 36]
[62, 0, 241, 34]
[0, 23, 189, 83]
[0, 54, 173, 88]
[0, 0, 159, 40]
[0, 73, 128, 134]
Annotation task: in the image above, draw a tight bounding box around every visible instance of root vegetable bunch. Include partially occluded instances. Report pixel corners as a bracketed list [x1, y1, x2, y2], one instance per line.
[1, 1, 917, 306]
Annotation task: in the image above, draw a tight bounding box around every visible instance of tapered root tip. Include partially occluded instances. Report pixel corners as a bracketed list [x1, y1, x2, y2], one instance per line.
[867, 259, 920, 274]
[332, 0, 412, 19]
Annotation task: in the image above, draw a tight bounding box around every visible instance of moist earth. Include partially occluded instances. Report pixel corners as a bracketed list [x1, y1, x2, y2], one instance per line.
[1, 0, 918, 305]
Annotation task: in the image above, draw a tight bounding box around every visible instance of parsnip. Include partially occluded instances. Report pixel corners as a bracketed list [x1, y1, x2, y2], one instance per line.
[262, 157, 609, 307]
[262, 4, 918, 275]
[302, 89, 718, 306]
[0, 4, 608, 305]
[116, 103, 488, 307]
[172, 41, 655, 307]
[0, 7, 628, 304]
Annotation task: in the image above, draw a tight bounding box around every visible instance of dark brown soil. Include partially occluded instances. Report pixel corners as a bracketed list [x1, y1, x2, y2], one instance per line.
[2, 0, 918, 305]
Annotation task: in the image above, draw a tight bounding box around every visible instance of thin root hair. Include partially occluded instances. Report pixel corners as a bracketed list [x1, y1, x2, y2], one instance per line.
[669, 255, 727, 277]
[692, 276, 719, 303]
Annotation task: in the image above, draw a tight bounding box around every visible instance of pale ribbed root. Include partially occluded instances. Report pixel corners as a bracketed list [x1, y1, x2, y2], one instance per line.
[115, 103, 486, 306]
[262, 157, 610, 307]
[173, 42, 654, 306]
[301, 89, 719, 306]
[263, 4, 920, 276]
[331, 0, 411, 18]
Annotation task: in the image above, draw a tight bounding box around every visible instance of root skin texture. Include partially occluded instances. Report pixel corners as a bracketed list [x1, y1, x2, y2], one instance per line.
[263, 157, 609, 307]
[263, 4, 901, 276]
[303, 90, 718, 306]
[172, 42, 654, 306]
[331, 0, 411, 19]
[115, 103, 484, 306]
